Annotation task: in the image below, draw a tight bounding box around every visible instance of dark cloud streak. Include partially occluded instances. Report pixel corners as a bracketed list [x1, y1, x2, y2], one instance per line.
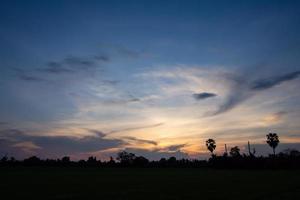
[251, 71, 300, 90]
[122, 136, 157, 146]
[18, 75, 45, 82]
[193, 92, 217, 100]
[164, 144, 186, 152]
[41, 55, 108, 74]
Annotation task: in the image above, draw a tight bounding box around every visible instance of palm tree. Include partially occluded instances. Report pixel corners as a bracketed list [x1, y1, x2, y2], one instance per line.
[206, 139, 216, 156]
[266, 133, 279, 156]
[230, 146, 241, 157]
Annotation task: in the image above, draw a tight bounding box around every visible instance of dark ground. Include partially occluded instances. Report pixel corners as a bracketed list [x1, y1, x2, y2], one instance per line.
[1, 167, 300, 200]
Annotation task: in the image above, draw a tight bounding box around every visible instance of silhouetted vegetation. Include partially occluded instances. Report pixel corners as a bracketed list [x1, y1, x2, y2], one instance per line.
[2, 150, 300, 169]
[206, 138, 216, 156]
[1, 133, 300, 169]
[247, 141, 256, 157]
[230, 146, 241, 157]
[266, 132, 280, 156]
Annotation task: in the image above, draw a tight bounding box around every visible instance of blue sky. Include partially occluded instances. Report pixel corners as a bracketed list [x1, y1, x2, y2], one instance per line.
[1, 0, 300, 160]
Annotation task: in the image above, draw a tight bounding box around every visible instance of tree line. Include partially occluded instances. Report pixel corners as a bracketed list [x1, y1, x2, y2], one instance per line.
[205, 132, 280, 157]
[1, 133, 300, 169]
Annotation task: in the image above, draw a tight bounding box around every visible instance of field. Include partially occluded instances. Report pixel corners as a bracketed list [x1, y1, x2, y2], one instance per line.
[1, 167, 300, 200]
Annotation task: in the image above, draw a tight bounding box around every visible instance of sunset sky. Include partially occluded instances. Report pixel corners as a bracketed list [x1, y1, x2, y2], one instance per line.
[1, 0, 300, 160]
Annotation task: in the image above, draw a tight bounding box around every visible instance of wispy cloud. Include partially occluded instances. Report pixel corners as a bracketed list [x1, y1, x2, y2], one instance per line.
[94, 55, 110, 62]
[163, 144, 187, 152]
[87, 129, 106, 138]
[42, 61, 73, 74]
[139, 66, 299, 116]
[108, 123, 164, 134]
[41, 54, 108, 74]
[12, 141, 42, 154]
[0, 129, 124, 158]
[122, 136, 157, 146]
[18, 74, 45, 82]
[13, 54, 110, 84]
[13, 68, 45, 82]
[251, 71, 300, 90]
[263, 111, 288, 124]
[213, 70, 300, 115]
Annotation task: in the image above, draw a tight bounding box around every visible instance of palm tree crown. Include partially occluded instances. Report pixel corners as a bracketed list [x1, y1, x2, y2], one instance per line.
[206, 139, 216, 154]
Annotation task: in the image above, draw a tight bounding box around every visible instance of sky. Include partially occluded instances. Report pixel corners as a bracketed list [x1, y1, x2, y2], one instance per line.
[1, 0, 300, 160]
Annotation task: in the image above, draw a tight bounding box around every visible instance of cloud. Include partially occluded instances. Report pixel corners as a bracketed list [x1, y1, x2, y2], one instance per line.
[94, 55, 110, 62]
[12, 141, 42, 154]
[41, 55, 107, 74]
[213, 93, 249, 115]
[122, 136, 157, 146]
[263, 111, 288, 124]
[18, 74, 45, 82]
[37, 55, 110, 74]
[213, 70, 300, 115]
[43, 61, 73, 74]
[97, 97, 141, 106]
[164, 144, 187, 152]
[108, 123, 164, 134]
[13, 68, 45, 82]
[193, 92, 217, 100]
[0, 129, 124, 158]
[13, 54, 110, 84]
[212, 89, 249, 115]
[0, 128, 189, 160]
[87, 130, 106, 138]
[64, 56, 95, 66]
[251, 71, 300, 90]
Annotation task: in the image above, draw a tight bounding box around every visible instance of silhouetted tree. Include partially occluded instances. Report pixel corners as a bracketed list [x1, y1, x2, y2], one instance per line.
[159, 158, 167, 167]
[61, 156, 71, 164]
[117, 151, 136, 165]
[168, 156, 176, 163]
[2, 149, 300, 169]
[0, 155, 8, 163]
[107, 156, 115, 166]
[9, 157, 16, 162]
[206, 139, 216, 156]
[24, 156, 41, 165]
[133, 156, 149, 166]
[87, 156, 98, 166]
[78, 159, 86, 167]
[281, 149, 300, 157]
[266, 133, 279, 156]
[230, 146, 241, 157]
[87, 156, 97, 163]
[288, 149, 300, 157]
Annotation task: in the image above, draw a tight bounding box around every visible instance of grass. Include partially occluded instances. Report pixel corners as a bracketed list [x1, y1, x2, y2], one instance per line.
[1, 167, 300, 200]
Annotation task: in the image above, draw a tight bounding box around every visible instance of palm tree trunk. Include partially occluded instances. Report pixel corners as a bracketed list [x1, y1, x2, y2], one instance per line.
[273, 148, 275, 156]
